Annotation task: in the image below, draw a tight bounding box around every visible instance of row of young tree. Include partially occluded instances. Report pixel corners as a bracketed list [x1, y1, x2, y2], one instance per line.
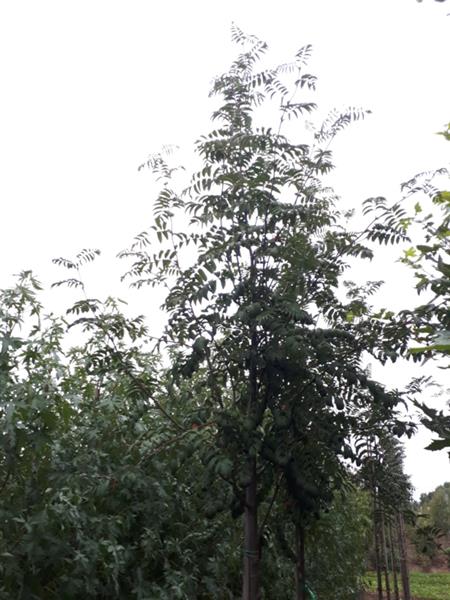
[0, 27, 448, 599]
[361, 435, 413, 600]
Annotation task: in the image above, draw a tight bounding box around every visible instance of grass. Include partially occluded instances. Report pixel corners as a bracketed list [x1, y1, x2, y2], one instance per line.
[365, 571, 450, 600]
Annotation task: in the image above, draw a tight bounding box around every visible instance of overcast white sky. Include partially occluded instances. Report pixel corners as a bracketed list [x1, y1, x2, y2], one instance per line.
[0, 0, 449, 497]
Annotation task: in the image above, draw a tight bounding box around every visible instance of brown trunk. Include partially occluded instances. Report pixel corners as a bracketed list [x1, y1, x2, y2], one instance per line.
[397, 512, 411, 600]
[381, 511, 391, 600]
[373, 495, 383, 600]
[388, 521, 400, 600]
[242, 458, 260, 600]
[295, 524, 307, 600]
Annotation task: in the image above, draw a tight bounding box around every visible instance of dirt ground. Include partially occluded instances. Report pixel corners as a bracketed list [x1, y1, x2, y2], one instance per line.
[361, 594, 430, 600]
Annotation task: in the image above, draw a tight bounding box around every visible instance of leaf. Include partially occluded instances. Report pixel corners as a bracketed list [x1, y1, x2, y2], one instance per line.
[425, 438, 450, 451]
[404, 247, 416, 259]
[437, 257, 450, 278]
[408, 346, 428, 355]
[295, 44, 313, 65]
[216, 458, 233, 478]
[416, 245, 434, 254]
[434, 190, 450, 205]
[413, 331, 450, 354]
[437, 124, 450, 141]
[0, 336, 24, 352]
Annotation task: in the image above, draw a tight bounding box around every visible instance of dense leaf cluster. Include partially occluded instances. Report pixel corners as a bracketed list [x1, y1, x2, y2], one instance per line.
[0, 273, 371, 599]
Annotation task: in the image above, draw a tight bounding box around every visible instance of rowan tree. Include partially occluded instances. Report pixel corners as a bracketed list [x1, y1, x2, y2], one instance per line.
[121, 27, 414, 599]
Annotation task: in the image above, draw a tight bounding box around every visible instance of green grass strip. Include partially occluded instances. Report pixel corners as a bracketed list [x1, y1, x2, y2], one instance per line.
[365, 571, 450, 600]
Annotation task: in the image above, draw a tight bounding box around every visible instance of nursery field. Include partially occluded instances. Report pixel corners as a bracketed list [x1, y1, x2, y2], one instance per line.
[1, 4, 449, 598]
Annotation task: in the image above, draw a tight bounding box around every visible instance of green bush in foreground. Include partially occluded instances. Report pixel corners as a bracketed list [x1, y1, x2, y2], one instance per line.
[0, 272, 371, 599]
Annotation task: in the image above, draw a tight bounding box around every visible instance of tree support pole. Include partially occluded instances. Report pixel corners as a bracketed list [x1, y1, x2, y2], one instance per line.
[373, 495, 383, 600]
[381, 511, 391, 600]
[242, 458, 260, 600]
[388, 521, 400, 600]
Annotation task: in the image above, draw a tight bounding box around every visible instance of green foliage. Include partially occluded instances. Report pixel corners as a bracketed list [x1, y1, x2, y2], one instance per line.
[121, 26, 411, 548]
[415, 400, 450, 456]
[365, 123, 450, 456]
[428, 487, 450, 534]
[419, 481, 450, 535]
[0, 271, 376, 598]
[362, 125, 450, 366]
[413, 522, 445, 564]
[399, 126, 449, 362]
[244, 485, 371, 599]
[304, 490, 371, 600]
[358, 434, 413, 513]
[0, 29, 428, 599]
[0, 273, 243, 599]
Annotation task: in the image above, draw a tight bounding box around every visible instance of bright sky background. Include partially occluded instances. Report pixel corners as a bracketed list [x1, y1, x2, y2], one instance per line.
[0, 0, 449, 498]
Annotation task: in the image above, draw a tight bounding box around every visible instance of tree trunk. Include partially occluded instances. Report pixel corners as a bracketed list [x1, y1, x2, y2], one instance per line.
[373, 495, 383, 600]
[388, 521, 400, 600]
[242, 458, 260, 600]
[397, 512, 411, 600]
[295, 523, 307, 600]
[381, 511, 391, 600]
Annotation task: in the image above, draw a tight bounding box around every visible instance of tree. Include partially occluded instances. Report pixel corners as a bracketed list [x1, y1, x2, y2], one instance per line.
[429, 485, 450, 534]
[369, 123, 450, 453]
[121, 26, 415, 599]
[419, 482, 450, 534]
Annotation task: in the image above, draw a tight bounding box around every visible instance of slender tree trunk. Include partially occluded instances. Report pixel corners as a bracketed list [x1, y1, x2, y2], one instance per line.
[397, 512, 411, 600]
[242, 458, 260, 600]
[295, 523, 306, 600]
[373, 495, 383, 600]
[388, 522, 400, 600]
[381, 511, 391, 600]
[242, 319, 261, 600]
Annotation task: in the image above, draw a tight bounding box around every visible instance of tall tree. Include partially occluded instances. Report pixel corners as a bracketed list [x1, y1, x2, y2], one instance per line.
[122, 27, 414, 598]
